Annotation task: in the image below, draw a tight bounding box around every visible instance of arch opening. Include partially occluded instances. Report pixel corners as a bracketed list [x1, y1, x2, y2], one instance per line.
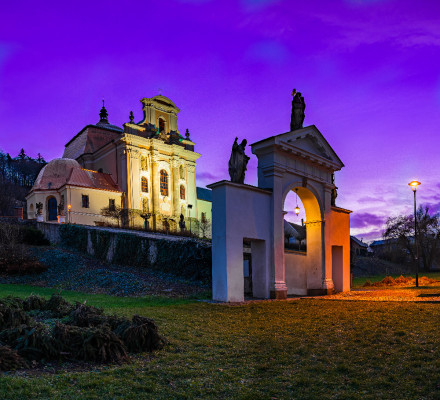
[47, 196, 57, 221]
[282, 185, 324, 296]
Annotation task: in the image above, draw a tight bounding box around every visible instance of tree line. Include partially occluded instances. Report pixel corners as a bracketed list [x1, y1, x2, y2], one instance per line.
[0, 149, 46, 216]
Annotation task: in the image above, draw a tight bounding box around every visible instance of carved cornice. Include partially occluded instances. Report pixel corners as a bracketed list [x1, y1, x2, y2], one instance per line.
[140, 95, 180, 114]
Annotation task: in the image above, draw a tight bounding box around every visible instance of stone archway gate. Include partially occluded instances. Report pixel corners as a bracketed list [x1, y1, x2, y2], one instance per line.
[208, 125, 351, 302]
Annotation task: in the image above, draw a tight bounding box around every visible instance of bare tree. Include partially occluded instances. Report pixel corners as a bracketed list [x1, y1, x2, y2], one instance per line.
[101, 206, 123, 227]
[384, 206, 440, 271]
[199, 214, 211, 238]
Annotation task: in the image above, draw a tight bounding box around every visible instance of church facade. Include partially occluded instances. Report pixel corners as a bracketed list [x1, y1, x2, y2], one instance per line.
[26, 95, 211, 234]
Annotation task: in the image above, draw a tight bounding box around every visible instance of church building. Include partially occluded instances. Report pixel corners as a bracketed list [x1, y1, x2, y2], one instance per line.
[26, 95, 210, 233]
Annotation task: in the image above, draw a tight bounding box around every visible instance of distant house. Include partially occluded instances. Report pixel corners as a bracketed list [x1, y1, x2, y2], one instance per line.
[370, 237, 414, 257]
[350, 236, 368, 256]
[284, 220, 306, 251]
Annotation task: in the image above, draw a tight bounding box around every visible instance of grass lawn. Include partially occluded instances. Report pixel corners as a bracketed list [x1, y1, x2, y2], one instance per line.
[1, 284, 440, 399]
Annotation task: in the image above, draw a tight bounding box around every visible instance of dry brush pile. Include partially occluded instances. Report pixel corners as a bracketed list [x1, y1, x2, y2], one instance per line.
[363, 275, 438, 287]
[0, 294, 165, 371]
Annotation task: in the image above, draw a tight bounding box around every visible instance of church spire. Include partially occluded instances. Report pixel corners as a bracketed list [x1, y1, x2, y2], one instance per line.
[98, 99, 109, 124]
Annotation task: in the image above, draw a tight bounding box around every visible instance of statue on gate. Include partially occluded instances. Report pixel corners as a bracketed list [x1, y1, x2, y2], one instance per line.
[228, 137, 250, 184]
[290, 89, 306, 131]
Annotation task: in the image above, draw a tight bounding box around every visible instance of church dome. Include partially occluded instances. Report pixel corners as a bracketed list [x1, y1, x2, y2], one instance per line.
[32, 158, 82, 191]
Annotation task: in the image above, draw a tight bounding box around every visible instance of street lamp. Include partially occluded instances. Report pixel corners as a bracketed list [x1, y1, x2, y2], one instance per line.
[408, 180, 421, 287]
[67, 204, 72, 224]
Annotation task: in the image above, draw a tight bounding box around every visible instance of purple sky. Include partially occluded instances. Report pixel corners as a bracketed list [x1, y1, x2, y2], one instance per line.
[1, 0, 439, 241]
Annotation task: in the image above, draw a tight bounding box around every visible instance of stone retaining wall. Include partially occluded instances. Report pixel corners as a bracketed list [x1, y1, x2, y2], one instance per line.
[34, 223, 212, 282]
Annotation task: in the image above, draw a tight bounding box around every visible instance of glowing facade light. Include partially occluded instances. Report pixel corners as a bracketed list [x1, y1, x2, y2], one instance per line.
[408, 180, 421, 192]
[294, 188, 300, 216]
[67, 204, 72, 211]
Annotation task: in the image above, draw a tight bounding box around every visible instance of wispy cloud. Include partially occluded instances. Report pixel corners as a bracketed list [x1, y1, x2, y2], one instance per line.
[344, 0, 388, 5]
[357, 195, 387, 204]
[351, 227, 384, 242]
[241, 0, 281, 12]
[197, 171, 221, 182]
[351, 212, 387, 229]
[246, 40, 288, 64]
[312, 13, 440, 51]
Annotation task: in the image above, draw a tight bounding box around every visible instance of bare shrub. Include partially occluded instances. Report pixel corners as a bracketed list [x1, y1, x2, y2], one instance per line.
[0, 223, 26, 266]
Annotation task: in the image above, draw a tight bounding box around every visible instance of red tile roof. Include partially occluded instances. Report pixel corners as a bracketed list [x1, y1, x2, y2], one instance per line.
[31, 158, 121, 193]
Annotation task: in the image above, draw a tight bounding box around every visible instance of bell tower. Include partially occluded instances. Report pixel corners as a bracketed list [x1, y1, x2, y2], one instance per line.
[139, 95, 180, 134]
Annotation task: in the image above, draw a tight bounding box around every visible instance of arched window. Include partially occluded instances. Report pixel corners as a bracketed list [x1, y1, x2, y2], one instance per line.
[179, 165, 185, 179]
[160, 170, 168, 196]
[158, 118, 165, 132]
[141, 177, 148, 193]
[180, 185, 185, 200]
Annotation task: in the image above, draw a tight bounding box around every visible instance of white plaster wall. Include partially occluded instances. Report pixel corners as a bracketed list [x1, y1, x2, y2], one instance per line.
[210, 181, 272, 302]
[285, 251, 307, 295]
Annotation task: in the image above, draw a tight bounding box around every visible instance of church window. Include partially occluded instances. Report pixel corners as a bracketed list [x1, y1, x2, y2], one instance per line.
[82, 195, 89, 208]
[141, 177, 148, 193]
[109, 199, 115, 211]
[160, 170, 168, 196]
[180, 185, 185, 200]
[159, 118, 165, 132]
[179, 165, 185, 179]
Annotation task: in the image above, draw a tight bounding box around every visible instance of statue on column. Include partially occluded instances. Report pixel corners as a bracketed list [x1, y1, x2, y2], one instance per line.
[290, 89, 306, 131]
[179, 214, 186, 232]
[228, 137, 250, 184]
[331, 173, 338, 206]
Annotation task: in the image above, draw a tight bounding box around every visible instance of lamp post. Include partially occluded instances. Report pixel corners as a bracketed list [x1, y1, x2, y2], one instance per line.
[408, 180, 421, 287]
[67, 204, 72, 224]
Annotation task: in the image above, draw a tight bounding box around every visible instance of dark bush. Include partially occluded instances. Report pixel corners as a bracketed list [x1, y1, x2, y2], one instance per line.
[20, 226, 50, 246]
[0, 325, 32, 346]
[23, 295, 47, 311]
[15, 324, 60, 361]
[44, 294, 75, 317]
[0, 345, 29, 371]
[116, 315, 166, 353]
[68, 303, 105, 327]
[0, 296, 25, 309]
[0, 305, 31, 329]
[1, 259, 48, 275]
[54, 323, 128, 363]
[0, 295, 165, 370]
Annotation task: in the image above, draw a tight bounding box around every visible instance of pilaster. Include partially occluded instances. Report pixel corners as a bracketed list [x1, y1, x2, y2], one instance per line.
[171, 157, 180, 217]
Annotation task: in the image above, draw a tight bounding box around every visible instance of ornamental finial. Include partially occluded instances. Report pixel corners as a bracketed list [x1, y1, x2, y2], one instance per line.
[99, 99, 109, 124]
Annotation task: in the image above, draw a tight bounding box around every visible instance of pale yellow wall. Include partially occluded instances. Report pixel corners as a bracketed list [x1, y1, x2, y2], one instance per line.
[28, 186, 123, 226]
[196, 198, 212, 238]
[118, 136, 200, 225]
[65, 186, 122, 225]
[26, 191, 60, 221]
[324, 208, 351, 292]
